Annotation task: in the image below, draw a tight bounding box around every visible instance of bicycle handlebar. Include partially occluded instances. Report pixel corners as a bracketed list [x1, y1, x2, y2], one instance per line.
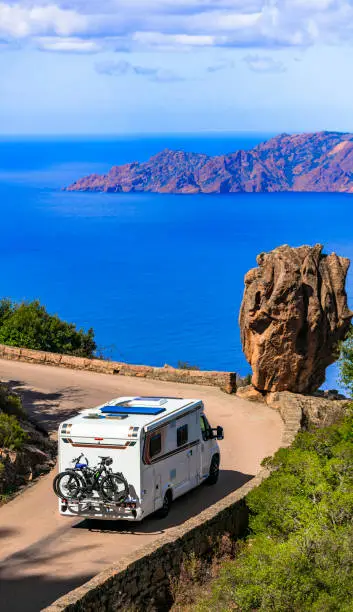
[72, 453, 88, 465]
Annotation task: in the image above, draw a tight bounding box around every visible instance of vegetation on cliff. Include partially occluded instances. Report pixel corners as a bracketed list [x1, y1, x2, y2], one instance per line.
[194, 412, 353, 611]
[0, 383, 56, 500]
[340, 325, 353, 396]
[0, 387, 27, 452]
[0, 299, 96, 358]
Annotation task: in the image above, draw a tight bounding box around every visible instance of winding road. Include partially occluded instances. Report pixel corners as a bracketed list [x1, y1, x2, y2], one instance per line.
[0, 360, 283, 611]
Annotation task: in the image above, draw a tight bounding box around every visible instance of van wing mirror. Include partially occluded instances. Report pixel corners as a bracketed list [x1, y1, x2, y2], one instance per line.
[217, 426, 224, 440]
[212, 426, 224, 440]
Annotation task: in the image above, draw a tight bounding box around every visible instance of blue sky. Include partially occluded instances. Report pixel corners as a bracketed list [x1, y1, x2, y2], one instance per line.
[1, 0, 353, 134]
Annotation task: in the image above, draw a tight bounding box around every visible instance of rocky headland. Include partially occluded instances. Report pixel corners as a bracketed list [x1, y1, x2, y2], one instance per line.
[67, 131, 353, 194]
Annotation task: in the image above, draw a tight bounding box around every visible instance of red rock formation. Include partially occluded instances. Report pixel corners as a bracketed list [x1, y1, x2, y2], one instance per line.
[239, 245, 353, 393]
[66, 132, 353, 194]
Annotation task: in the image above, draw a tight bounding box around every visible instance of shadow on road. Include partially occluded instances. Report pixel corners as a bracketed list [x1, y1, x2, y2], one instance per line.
[0, 573, 93, 612]
[0, 525, 96, 612]
[5, 379, 85, 434]
[73, 469, 253, 535]
[0, 527, 19, 539]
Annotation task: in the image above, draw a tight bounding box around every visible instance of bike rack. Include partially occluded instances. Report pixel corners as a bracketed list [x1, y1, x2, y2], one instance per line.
[69, 498, 136, 509]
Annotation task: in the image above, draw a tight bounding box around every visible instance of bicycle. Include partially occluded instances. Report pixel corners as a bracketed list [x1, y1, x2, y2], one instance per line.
[53, 454, 129, 503]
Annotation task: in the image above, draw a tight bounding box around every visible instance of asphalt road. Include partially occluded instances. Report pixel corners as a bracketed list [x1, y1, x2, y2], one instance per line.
[0, 360, 283, 611]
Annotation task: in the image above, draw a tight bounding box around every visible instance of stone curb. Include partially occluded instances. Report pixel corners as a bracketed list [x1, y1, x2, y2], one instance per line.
[0, 344, 237, 394]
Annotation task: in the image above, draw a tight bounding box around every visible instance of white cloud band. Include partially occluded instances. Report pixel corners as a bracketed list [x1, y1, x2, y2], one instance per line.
[2, 0, 353, 52]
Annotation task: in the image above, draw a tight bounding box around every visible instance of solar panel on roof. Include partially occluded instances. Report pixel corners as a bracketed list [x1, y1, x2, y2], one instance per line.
[100, 406, 166, 416]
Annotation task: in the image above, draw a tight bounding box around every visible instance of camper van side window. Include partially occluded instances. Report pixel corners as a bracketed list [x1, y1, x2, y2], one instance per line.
[149, 433, 162, 458]
[177, 424, 188, 447]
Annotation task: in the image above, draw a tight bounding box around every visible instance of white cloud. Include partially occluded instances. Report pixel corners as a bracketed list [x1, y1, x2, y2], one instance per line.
[132, 31, 217, 48]
[244, 54, 286, 73]
[36, 36, 100, 52]
[0, 3, 87, 38]
[95, 58, 185, 81]
[2, 0, 353, 53]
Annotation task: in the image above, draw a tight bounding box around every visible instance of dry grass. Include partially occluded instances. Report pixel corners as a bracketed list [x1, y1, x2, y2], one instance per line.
[169, 534, 238, 611]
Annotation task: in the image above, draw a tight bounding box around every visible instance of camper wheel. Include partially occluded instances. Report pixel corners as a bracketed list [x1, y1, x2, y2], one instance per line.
[157, 489, 172, 519]
[206, 454, 220, 485]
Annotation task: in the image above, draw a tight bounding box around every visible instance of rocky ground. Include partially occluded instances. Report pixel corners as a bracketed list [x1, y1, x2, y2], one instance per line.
[236, 383, 351, 431]
[0, 383, 56, 501]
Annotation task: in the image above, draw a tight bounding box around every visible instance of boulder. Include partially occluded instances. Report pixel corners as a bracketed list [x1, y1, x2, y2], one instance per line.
[239, 244, 353, 393]
[236, 384, 265, 402]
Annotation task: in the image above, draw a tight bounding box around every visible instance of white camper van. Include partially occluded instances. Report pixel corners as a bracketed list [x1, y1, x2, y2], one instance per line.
[55, 396, 224, 522]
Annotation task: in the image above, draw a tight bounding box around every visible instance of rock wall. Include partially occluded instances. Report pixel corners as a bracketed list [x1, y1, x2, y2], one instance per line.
[240, 244, 352, 393]
[0, 345, 237, 394]
[266, 391, 350, 431]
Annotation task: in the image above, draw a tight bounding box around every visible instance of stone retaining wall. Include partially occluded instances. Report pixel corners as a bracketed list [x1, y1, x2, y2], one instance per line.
[43, 472, 265, 612]
[266, 390, 351, 435]
[43, 394, 299, 612]
[0, 344, 237, 394]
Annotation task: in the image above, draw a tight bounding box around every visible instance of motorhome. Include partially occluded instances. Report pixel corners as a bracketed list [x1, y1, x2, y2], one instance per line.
[56, 396, 224, 521]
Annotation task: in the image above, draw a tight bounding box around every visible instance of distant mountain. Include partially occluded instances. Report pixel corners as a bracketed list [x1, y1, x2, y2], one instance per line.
[66, 132, 353, 194]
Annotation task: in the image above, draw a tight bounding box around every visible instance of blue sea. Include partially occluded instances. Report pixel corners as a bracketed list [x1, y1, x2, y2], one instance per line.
[0, 133, 352, 390]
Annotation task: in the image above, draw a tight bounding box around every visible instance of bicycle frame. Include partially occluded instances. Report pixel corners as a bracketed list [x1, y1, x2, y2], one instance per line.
[71, 456, 113, 496]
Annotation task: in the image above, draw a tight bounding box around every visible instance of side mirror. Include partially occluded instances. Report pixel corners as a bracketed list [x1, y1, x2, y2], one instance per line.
[216, 426, 224, 440]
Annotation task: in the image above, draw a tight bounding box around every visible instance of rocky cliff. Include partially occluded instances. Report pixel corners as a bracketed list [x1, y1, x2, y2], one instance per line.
[67, 132, 353, 194]
[239, 244, 353, 394]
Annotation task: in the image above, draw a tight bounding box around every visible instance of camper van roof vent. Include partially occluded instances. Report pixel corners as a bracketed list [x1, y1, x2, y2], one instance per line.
[101, 406, 166, 416]
[133, 397, 168, 406]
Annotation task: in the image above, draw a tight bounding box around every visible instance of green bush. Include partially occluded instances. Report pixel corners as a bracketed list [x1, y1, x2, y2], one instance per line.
[339, 325, 353, 396]
[196, 411, 353, 612]
[0, 299, 96, 358]
[0, 385, 26, 420]
[0, 413, 27, 450]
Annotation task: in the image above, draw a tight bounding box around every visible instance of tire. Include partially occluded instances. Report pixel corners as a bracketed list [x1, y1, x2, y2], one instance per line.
[206, 455, 220, 485]
[156, 489, 172, 519]
[52, 472, 61, 497]
[54, 471, 83, 500]
[100, 472, 129, 503]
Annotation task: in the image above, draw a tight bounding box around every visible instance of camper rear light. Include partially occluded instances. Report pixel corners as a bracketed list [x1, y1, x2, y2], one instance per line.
[94, 437, 104, 441]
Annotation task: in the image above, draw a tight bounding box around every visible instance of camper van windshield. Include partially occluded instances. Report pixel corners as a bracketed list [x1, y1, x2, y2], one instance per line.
[200, 415, 213, 441]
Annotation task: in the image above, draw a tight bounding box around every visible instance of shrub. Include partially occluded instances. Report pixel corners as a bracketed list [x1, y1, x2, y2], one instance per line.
[339, 325, 353, 396]
[177, 361, 200, 371]
[0, 299, 96, 358]
[0, 413, 27, 450]
[244, 373, 252, 385]
[0, 385, 26, 420]
[196, 411, 353, 612]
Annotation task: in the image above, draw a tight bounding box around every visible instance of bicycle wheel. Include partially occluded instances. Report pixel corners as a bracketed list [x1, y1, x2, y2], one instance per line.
[100, 473, 129, 503]
[55, 471, 83, 500]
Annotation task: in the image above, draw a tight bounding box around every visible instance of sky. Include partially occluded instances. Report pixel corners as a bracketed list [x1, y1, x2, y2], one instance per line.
[1, 1, 353, 134]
